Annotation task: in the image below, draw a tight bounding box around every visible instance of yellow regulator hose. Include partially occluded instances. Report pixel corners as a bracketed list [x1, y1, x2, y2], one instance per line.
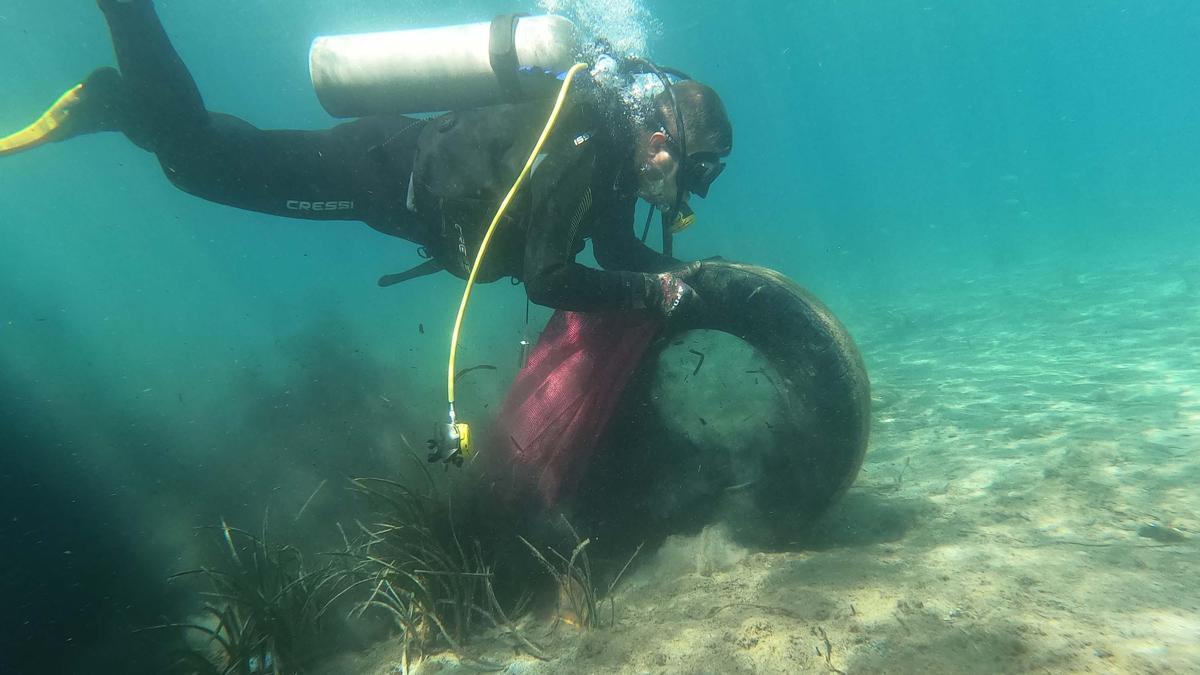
[440, 62, 589, 461]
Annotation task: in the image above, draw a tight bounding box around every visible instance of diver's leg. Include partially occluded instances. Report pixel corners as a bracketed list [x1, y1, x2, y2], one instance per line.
[157, 112, 429, 232]
[95, 0, 208, 151]
[2, 0, 431, 246]
[93, 0, 428, 230]
[0, 0, 202, 156]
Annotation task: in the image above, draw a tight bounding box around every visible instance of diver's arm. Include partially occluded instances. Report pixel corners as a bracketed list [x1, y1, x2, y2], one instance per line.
[590, 200, 681, 273]
[522, 157, 660, 311]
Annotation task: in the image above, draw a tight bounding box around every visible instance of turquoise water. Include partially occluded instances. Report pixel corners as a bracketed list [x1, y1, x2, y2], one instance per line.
[1, 1, 1197, 672]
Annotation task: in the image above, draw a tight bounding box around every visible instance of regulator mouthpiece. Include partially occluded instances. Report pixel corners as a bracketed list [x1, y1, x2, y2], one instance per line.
[671, 202, 697, 233]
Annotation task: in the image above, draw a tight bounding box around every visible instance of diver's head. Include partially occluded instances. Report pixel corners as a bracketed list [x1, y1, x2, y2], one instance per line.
[635, 79, 733, 209]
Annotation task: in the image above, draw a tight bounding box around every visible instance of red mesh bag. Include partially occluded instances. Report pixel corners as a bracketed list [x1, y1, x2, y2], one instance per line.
[488, 310, 662, 508]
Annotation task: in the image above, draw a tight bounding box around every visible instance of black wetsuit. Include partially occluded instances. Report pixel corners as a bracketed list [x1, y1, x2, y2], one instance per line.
[99, 0, 679, 311]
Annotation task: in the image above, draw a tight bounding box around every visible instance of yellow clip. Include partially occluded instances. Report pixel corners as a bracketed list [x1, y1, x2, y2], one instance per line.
[454, 422, 472, 457]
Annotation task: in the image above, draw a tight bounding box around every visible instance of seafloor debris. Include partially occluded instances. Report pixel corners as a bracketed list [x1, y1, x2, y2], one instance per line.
[1136, 523, 1188, 543]
[455, 364, 498, 382]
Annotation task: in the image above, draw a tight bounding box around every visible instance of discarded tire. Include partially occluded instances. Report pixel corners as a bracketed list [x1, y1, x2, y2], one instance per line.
[665, 261, 871, 520]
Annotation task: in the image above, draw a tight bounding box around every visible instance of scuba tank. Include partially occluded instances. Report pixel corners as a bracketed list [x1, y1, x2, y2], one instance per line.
[309, 14, 581, 117]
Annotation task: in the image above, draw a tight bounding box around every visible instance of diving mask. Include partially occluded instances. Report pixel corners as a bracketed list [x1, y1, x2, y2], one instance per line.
[681, 152, 726, 199]
[660, 126, 726, 199]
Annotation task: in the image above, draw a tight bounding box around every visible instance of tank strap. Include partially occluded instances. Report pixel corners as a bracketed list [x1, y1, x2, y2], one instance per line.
[489, 14, 527, 102]
[378, 259, 443, 287]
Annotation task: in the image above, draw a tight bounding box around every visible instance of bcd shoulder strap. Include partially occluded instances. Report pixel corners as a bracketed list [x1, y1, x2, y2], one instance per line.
[378, 258, 444, 288]
[490, 14, 528, 102]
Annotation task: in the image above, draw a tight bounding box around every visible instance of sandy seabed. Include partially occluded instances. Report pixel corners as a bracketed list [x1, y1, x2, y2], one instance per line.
[323, 255, 1200, 674]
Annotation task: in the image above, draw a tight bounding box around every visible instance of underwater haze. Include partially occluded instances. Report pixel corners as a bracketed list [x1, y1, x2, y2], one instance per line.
[2, 0, 1198, 673]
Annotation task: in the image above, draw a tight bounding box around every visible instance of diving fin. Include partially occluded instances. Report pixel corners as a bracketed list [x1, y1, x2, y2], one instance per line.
[0, 67, 124, 157]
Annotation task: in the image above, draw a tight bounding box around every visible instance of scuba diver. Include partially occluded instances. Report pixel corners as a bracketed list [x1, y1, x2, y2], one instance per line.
[1, 0, 734, 318]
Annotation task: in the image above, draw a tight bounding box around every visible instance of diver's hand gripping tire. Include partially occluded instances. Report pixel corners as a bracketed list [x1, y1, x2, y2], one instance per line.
[666, 260, 871, 523]
[652, 267, 705, 320]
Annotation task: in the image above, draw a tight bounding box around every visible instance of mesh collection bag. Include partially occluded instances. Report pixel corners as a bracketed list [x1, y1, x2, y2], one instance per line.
[488, 310, 661, 508]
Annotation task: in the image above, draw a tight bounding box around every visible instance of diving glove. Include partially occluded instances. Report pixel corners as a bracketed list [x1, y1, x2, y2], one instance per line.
[0, 68, 125, 157]
[651, 271, 700, 319]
